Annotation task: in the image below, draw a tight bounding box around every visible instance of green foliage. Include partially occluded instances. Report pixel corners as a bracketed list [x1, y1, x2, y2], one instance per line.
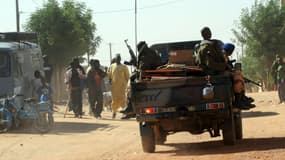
[233, 0, 285, 89]
[25, 0, 101, 66]
[241, 54, 270, 82]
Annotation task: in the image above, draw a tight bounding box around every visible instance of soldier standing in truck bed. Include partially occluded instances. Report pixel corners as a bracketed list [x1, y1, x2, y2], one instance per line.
[222, 43, 255, 109]
[196, 27, 227, 75]
[137, 41, 162, 70]
[197, 27, 255, 110]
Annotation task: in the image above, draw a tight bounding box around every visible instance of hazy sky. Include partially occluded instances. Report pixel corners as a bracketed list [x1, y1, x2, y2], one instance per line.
[0, 0, 257, 66]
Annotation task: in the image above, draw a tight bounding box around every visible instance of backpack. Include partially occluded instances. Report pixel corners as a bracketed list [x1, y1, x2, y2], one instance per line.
[196, 40, 226, 74]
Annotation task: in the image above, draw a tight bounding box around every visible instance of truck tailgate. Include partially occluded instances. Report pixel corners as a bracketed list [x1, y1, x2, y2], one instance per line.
[131, 75, 232, 109]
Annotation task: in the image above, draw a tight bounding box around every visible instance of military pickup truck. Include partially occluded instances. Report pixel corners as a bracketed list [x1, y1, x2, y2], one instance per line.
[130, 41, 242, 153]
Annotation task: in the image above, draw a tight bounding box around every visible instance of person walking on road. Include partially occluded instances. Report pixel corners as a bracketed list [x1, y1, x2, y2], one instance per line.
[65, 61, 85, 118]
[271, 55, 285, 103]
[108, 54, 130, 119]
[87, 59, 106, 119]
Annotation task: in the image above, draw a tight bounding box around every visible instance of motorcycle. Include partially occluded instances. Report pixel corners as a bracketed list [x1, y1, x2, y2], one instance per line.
[0, 94, 54, 133]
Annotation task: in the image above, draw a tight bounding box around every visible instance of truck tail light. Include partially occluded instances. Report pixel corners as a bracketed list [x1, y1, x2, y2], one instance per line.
[206, 102, 224, 110]
[143, 107, 156, 114]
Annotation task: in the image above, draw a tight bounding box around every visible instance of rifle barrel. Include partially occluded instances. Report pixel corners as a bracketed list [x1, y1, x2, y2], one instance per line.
[124, 39, 137, 67]
[244, 77, 262, 87]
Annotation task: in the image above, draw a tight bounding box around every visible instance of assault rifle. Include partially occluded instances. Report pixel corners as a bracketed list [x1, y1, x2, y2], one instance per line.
[124, 39, 137, 67]
[244, 77, 262, 87]
[233, 62, 263, 87]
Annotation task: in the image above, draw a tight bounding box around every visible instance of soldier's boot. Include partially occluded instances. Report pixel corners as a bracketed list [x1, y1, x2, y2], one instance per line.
[120, 98, 134, 114]
[235, 94, 255, 110]
[241, 94, 255, 108]
[241, 90, 254, 103]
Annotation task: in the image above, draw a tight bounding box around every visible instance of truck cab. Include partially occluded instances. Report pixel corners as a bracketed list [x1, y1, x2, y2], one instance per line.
[0, 33, 44, 105]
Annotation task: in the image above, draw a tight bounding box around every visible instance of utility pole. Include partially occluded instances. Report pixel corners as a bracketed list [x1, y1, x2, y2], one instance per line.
[16, 0, 20, 32]
[135, 0, 138, 57]
[282, 0, 285, 6]
[109, 43, 112, 64]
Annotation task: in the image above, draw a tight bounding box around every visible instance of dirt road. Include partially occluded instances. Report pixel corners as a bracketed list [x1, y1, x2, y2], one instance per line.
[1, 91, 285, 160]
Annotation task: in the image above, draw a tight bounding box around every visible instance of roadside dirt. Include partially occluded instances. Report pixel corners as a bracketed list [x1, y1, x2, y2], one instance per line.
[0, 91, 285, 160]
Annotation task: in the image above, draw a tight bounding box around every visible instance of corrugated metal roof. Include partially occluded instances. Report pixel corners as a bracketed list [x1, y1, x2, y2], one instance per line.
[0, 42, 16, 51]
[0, 41, 39, 52]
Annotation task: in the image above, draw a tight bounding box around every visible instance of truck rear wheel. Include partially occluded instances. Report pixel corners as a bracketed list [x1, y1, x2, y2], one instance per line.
[234, 111, 243, 140]
[155, 132, 167, 145]
[222, 111, 236, 145]
[153, 125, 167, 145]
[140, 122, 155, 153]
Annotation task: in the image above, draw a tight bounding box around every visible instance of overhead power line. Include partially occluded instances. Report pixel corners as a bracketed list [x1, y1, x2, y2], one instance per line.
[94, 0, 186, 14]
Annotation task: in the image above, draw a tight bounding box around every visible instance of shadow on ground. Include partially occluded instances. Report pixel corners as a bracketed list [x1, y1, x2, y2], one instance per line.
[157, 137, 285, 156]
[241, 111, 279, 118]
[8, 121, 116, 135]
[51, 121, 116, 134]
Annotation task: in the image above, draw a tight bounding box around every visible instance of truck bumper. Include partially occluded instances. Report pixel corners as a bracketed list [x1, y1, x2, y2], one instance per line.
[136, 109, 229, 122]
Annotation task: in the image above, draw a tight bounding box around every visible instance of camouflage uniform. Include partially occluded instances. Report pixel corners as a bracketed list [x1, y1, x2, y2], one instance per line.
[196, 40, 227, 75]
[276, 62, 285, 103]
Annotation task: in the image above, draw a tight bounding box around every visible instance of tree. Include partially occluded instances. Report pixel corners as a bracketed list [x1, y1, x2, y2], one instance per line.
[25, 0, 101, 99]
[233, 0, 285, 89]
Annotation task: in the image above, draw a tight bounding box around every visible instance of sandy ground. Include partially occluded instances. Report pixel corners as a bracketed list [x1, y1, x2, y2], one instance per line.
[0, 91, 285, 160]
